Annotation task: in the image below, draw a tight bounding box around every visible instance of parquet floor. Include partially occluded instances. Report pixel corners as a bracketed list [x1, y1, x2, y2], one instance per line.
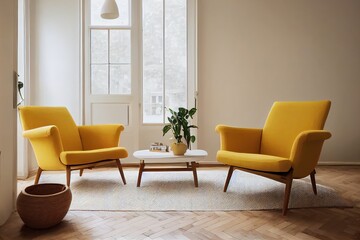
[1, 166, 359, 240]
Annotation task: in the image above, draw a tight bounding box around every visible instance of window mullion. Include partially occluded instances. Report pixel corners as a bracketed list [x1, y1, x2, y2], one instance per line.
[108, 29, 111, 94]
[162, 0, 166, 124]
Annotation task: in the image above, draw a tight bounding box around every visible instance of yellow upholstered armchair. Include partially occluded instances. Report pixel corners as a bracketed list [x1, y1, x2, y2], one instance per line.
[19, 106, 128, 187]
[216, 101, 331, 215]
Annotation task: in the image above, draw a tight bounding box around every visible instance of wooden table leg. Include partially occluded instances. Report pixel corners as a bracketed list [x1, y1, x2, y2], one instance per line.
[191, 161, 198, 187]
[137, 160, 145, 187]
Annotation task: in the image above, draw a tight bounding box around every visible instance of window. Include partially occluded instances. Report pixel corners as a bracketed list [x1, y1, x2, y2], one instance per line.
[90, 0, 131, 95]
[142, 0, 190, 124]
[87, 0, 196, 125]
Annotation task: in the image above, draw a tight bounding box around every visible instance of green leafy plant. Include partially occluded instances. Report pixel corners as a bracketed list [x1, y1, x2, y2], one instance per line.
[162, 107, 198, 149]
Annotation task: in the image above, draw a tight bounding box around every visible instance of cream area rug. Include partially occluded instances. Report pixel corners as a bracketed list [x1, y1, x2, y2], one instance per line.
[18, 169, 351, 211]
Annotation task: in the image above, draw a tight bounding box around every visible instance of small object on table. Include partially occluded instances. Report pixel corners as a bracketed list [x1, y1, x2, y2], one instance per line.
[149, 142, 169, 152]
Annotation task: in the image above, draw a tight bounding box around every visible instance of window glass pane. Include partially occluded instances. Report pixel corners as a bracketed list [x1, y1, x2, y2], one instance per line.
[91, 0, 130, 26]
[165, 0, 187, 114]
[142, 0, 164, 123]
[91, 64, 108, 94]
[110, 30, 131, 64]
[89, 1, 132, 97]
[110, 64, 131, 94]
[91, 30, 108, 64]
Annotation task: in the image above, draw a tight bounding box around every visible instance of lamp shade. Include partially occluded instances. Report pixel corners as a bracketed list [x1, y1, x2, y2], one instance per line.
[101, 0, 119, 19]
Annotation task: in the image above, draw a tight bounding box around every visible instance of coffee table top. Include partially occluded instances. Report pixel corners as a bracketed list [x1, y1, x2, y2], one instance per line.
[133, 149, 208, 162]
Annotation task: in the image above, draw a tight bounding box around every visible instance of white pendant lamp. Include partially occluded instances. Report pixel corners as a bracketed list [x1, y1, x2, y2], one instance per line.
[101, 0, 119, 19]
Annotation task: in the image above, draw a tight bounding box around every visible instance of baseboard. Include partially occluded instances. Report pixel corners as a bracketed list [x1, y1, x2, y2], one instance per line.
[318, 162, 360, 166]
[121, 161, 360, 167]
[16, 174, 28, 180]
[21, 161, 359, 180]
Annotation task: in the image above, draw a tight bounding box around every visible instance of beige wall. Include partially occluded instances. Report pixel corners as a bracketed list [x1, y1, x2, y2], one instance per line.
[22, 0, 360, 166]
[0, 0, 17, 225]
[197, 0, 360, 164]
[29, 0, 81, 121]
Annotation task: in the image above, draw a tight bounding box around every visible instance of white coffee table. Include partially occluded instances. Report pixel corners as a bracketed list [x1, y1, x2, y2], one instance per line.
[133, 149, 208, 187]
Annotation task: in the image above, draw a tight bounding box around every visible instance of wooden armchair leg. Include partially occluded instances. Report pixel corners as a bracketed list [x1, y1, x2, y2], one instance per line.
[116, 159, 126, 185]
[224, 166, 235, 192]
[34, 167, 43, 185]
[80, 169, 84, 177]
[310, 170, 317, 195]
[66, 166, 71, 187]
[282, 177, 293, 216]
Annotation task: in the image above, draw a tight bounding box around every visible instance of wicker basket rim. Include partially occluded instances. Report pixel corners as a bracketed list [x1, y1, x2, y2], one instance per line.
[21, 183, 69, 198]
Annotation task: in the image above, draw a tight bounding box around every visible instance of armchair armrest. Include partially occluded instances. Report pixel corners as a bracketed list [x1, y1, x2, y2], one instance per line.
[23, 125, 58, 139]
[78, 124, 125, 150]
[22, 125, 65, 170]
[215, 124, 262, 153]
[290, 130, 331, 178]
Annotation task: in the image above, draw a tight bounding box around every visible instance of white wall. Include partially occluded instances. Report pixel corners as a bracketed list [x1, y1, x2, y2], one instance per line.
[197, 0, 360, 164]
[0, 0, 18, 225]
[29, 0, 81, 120]
[28, 0, 81, 170]
[25, 0, 360, 167]
[17, 0, 28, 179]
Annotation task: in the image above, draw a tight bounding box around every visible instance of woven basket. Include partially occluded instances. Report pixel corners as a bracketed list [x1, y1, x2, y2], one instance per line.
[17, 183, 72, 229]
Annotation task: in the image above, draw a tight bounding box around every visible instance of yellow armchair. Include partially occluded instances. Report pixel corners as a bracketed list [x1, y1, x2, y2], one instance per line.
[19, 106, 128, 187]
[216, 100, 331, 215]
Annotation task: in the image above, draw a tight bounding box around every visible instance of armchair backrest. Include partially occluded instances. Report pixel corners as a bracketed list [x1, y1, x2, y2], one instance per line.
[19, 106, 83, 151]
[260, 101, 331, 158]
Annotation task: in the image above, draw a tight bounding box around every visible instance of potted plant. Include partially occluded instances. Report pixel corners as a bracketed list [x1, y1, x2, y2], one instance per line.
[162, 107, 198, 155]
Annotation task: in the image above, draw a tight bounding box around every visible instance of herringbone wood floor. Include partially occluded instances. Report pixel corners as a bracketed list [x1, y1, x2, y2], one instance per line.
[1, 166, 359, 240]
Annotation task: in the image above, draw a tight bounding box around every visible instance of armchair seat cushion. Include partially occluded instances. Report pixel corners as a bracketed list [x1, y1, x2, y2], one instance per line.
[60, 147, 128, 166]
[217, 150, 292, 173]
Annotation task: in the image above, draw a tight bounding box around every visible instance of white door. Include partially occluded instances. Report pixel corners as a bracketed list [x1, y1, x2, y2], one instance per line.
[84, 0, 140, 158]
[0, 0, 18, 225]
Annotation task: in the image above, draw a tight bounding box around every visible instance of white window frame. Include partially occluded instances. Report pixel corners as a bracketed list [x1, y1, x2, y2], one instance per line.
[86, 0, 133, 96]
[83, 0, 139, 120]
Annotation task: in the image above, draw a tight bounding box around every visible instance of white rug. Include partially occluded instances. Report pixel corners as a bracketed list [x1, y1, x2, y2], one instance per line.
[18, 169, 352, 211]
